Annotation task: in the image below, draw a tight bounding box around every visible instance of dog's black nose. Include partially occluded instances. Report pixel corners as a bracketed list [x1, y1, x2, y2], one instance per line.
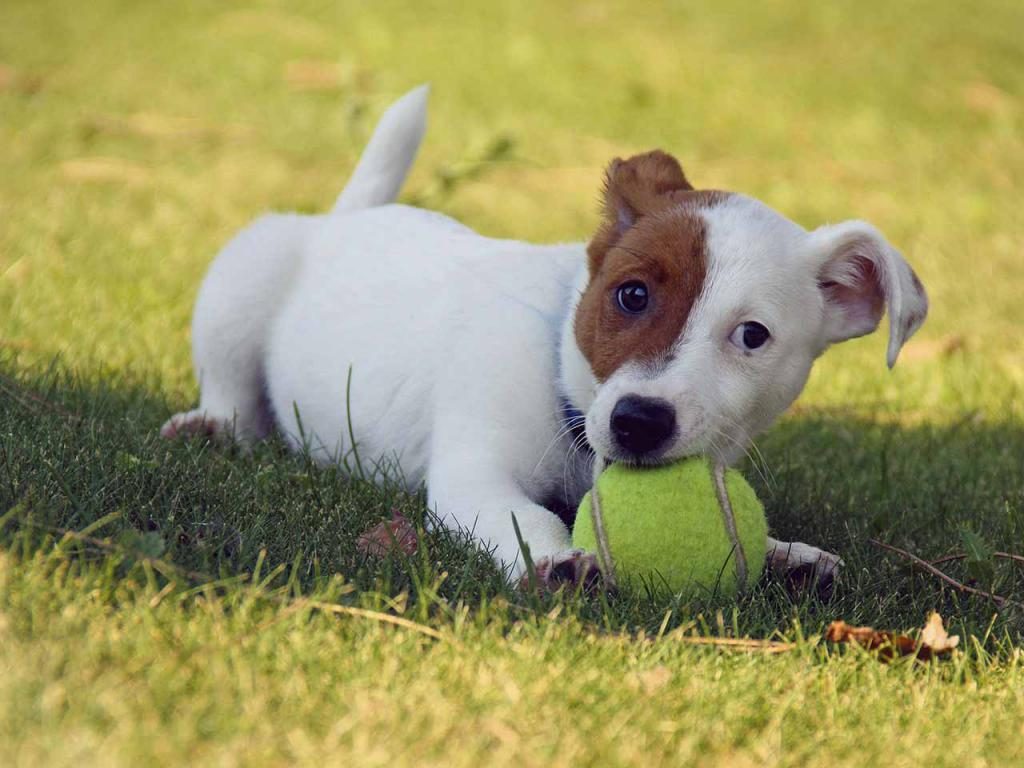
[610, 395, 676, 457]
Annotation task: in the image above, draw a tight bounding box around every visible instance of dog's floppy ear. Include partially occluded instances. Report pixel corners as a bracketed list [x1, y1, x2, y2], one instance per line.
[588, 150, 693, 273]
[809, 220, 928, 368]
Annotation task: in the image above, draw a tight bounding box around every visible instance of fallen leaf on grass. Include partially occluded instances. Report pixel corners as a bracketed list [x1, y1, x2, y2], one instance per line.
[918, 612, 961, 653]
[356, 510, 419, 557]
[826, 612, 960, 661]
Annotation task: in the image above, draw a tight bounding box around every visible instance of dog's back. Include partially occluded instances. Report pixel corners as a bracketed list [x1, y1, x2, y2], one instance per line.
[165, 88, 586, 502]
[268, 204, 580, 480]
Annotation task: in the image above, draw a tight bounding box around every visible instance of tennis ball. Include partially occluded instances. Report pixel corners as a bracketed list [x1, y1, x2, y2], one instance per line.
[573, 457, 767, 596]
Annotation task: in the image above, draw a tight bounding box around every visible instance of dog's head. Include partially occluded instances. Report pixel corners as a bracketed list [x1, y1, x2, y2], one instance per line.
[566, 150, 928, 464]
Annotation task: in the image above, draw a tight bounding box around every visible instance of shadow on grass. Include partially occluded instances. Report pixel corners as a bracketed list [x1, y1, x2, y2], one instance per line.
[2, 361, 1022, 641]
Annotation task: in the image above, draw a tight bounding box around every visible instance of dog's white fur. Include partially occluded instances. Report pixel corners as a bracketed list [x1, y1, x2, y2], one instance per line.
[164, 86, 927, 586]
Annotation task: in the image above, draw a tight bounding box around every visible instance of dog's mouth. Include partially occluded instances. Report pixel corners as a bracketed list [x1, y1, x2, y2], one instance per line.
[599, 440, 708, 467]
[604, 448, 674, 467]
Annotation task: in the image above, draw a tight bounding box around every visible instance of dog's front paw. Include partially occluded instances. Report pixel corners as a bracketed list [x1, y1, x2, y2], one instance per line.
[160, 410, 228, 441]
[521, 550, 606, 594]
[766, 539, 843, 601]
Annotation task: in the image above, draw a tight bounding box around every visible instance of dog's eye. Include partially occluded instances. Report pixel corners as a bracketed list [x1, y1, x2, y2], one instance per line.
[616, 281, 649, 314]
[730, 321, 771, 351]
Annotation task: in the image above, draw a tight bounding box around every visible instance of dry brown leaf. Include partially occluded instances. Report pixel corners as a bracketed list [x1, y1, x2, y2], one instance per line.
[826, 612, 959, 661]
[826, 621, 917, 659]
[356, 510, 419, 558]
[919, 611, 961, 654]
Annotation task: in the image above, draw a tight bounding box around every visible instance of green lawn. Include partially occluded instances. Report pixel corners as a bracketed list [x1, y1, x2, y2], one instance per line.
[2, 0, 1024, 764]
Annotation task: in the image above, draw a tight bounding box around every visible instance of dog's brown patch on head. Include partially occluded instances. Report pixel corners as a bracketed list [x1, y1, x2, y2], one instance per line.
[575, 151, 727, 381]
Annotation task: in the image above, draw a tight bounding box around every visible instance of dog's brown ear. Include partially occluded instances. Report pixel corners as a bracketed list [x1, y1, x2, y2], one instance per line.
[589, 150, 693, 272]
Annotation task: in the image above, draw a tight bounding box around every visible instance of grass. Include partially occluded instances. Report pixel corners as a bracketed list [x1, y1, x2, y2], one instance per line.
[2, 0, 1024, 764]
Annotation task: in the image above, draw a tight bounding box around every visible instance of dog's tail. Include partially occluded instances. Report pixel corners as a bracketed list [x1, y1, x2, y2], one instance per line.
[332, 84, 429, 213]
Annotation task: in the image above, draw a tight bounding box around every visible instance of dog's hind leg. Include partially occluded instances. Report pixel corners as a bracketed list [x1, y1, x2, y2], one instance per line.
[162, 213, 310, 444]
[164, 87, 429, 444]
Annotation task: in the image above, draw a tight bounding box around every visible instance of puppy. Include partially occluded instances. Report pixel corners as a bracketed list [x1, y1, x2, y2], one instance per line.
[163, 86, 927, 591]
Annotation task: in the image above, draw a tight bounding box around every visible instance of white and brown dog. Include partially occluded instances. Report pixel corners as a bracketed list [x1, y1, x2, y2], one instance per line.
[163, 86, 927, 591]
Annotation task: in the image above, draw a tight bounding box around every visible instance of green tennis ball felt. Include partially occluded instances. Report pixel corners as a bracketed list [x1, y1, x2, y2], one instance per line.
[573, 457, 767, 596]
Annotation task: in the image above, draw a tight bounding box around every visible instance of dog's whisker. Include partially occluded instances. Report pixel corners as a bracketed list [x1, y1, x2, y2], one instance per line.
[706, 423, 774, 491]
[708, 426, 758, 479]
[713, 412, 776, 489]
[531, 418, 586, 477]
[561, 430, 592, 501]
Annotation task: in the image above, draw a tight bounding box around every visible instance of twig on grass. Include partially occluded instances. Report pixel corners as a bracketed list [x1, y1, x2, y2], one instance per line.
[672, 635, 797, 654]
[296, 600, 450, 643]
[870, 538, 1023, 609]
[929, 551, 1024, 568]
